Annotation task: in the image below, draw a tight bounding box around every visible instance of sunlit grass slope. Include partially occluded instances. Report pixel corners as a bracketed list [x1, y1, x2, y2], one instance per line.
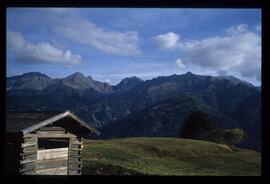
[82, 137, 261, 176]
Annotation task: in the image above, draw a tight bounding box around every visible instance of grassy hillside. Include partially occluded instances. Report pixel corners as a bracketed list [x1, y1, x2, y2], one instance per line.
[82, 137, 261, 176]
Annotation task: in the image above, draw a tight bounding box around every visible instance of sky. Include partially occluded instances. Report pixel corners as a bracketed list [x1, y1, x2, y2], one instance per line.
[6, 8, 261, 86]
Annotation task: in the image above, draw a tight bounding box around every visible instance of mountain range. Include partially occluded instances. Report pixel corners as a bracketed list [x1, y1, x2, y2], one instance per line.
[6, 71, 261, 150]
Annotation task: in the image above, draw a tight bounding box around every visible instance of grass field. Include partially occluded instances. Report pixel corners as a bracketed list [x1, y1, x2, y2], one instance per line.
[82, 137, 261, 176]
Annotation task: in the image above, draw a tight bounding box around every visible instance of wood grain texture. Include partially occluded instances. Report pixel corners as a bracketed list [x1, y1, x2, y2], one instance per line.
[37, 157, 68, 170]
[37, 148, 68, 160]
[36, 166, 68, 175]
[39, 126, 66, 131]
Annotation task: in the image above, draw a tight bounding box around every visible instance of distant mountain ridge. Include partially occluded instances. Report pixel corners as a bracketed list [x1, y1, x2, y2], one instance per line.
[7, 72, 56, 90]
[6, 71, 261, 150]
[7, 71, 258, 92]
[7, 72, 114, 93]
[7, 72, 145, 93]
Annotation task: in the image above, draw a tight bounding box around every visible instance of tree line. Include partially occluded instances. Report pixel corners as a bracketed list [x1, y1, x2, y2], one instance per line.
[179, 111, 244, 148]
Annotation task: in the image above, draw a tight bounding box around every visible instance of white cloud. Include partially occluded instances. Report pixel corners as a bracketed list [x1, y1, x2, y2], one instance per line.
[175, 58, 185, 68]
[154, 24, 261, 83]
[225, 24, 249, 35]
[50, 9, 141, 56]
[153, 32, 180, 49]
[255, 23, 261, 33]
[7, 31, 81, 65]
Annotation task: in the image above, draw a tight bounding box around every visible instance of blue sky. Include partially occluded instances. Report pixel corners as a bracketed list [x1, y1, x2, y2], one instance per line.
[7, 8, 261, 85]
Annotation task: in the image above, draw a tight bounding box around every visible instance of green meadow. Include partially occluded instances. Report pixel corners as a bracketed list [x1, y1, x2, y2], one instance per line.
[82, 137, 261, 176]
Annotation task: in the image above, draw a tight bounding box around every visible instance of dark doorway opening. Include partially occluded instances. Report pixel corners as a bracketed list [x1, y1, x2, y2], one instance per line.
[38, 138, 69, 150]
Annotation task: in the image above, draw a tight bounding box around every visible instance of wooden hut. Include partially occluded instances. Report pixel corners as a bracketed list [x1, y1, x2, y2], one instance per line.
[5, 110, 99, 175]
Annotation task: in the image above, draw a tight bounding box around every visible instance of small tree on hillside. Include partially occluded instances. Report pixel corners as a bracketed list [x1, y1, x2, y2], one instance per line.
[222, 128, 244, 147]
[179, 111, 215, 141]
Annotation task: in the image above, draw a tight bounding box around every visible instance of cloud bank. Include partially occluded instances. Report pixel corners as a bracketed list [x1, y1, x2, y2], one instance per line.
[7, 31, 82, 65]
[154, 24, 261, 82]
[50, 8, 141, 56]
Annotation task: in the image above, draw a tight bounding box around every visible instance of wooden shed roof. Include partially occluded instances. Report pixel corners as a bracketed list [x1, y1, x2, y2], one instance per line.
[6, 111, 100, 135]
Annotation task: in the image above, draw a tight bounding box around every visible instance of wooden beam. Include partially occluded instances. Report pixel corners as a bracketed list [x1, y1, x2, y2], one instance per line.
[37, 148, 68, 160]
[20, 153, 37, 161]
[68, 154, 82, 158]
[36, 167, 67, 175]
[37, 132, 70, 138]
[37, 158, 67, 170]
[20, 150, 37, 156]
[21, 142, 36, 148]
[70, 140, 81, 145]
[23, 134, 37, 138]
[39, 126, 66, 131]
[68, 170, 81, 175]
[20, 159, 36, 164]
[69, 148, 82, 151]
[20, 162, 36, 173]
[21, 146, 37, 153]
[21, 170, 36, 175]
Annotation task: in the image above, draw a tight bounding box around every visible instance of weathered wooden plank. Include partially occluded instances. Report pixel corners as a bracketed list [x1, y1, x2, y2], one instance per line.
[36, 167, 67, 175]
[70, 145, 81, 149]
[68, 157, 81, 161]
[23, 133, 37, 138]
[69, 170, 81, 175]
[20, 147, 37, 155]
[39, 126, 66, 131]
[69, 148, 82, 151]
[68, 156, 82, 160]
[21, 142, 37, 148]
[21, 170, 37, 175]
[69, 165, 82, 171]
[21, 153, 37, 161]
[68, 162, 80, 167]
[70, 141, 81, 145]
[22, 137, 37, 144]
[69, 167, 81, 171]
[69, 167, 81, 170]
[20, 163, 36, 173]
[69, 150, 82, 155]
[22, 145, 37, 151]
[68, 160, 82, 165]
[37, 148, 68, 160]
[38, 130, 67, 135]
[69, 169, 81, 173]
[20, 161, 36, 167]
[20, 159, 36, 164]
[20, 150, 37, 156]
[37, 162, 67, 171]
[37, 132, 75, 138]
[37, 158, 67, 170]
[23, 135, 37, 139]
[68, 157, 82, 161]
[69, 148, 81, 152]
[21, 145, 37, 153]
[69, 152, 82, 157]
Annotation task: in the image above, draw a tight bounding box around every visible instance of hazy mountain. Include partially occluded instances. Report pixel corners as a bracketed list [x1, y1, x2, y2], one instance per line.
[7, 72, 112, 93]
[7, 72, 56, 90]
[216, 75, 254, 87]
[6, 71, 261, 150]
[112, 76, 143, 92]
